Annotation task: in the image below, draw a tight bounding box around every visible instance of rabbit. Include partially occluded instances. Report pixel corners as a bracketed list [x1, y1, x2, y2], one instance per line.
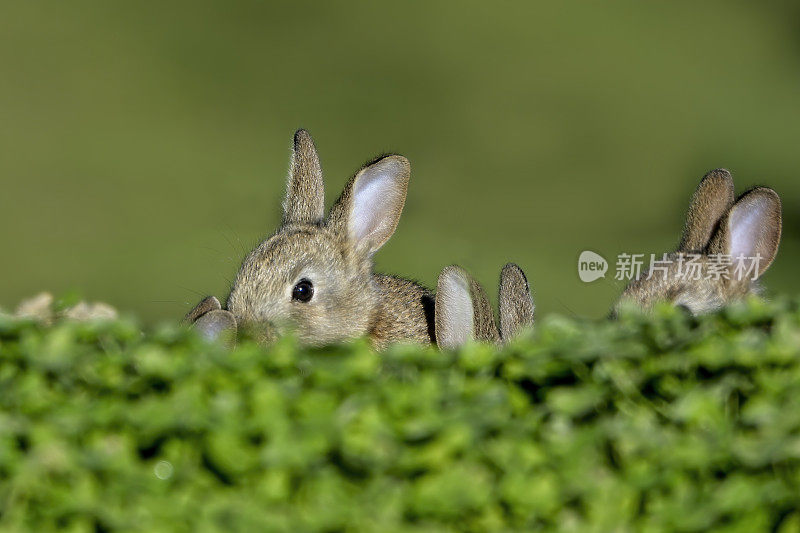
[614, 168, 782, 315]
[435, 263, 534, 349]
[193, 129, 434, 349]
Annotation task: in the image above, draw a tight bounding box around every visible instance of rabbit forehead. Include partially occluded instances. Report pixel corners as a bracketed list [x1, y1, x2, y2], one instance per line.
[228, 226, 361, 315]
[248, 226, 351, 273]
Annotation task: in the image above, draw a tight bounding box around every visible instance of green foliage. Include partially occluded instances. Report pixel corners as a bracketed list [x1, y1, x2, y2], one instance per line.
[2, 297, 800, 531]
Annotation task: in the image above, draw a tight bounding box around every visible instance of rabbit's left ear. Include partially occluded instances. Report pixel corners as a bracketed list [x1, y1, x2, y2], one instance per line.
[327, 155, 410, 255]
[283, 129, 325, 225]
[678, 169, 735, 253]
[435, 266, 499, 349]
[708, 187, 782, 278]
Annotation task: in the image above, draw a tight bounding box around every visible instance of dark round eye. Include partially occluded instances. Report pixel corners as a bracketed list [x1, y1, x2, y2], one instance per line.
[291, 278, 314, 303]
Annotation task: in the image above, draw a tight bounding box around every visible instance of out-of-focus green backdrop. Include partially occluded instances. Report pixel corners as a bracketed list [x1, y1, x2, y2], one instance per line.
[1, 1, 798, 322]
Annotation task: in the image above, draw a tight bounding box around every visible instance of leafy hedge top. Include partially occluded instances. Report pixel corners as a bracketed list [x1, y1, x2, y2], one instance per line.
[2, 297, 800, 532]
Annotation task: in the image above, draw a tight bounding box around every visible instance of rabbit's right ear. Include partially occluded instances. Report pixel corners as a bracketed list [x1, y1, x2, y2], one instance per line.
[678, 169, 735, 252]
[707, 187, 782, 278]
[282, 129, 325, 225]
[327, 155, 410, 256]
[498, 263, 534, 342]
[435, 266, 499, 349]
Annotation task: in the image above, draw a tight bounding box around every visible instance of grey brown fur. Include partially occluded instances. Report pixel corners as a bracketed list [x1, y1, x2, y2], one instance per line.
[201, 129, 434, 349]
[283, 130, 325, 225]
[616, 169, 782, 315]
[677, 169, 735, 253]
[498, 263, 535, 342]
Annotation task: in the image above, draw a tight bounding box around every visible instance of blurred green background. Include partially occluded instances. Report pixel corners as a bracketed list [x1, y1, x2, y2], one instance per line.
[1, 1, 798, 322]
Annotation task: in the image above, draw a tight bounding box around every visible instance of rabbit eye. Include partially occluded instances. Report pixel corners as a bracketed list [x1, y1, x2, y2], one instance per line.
[291, 278, 314, 303]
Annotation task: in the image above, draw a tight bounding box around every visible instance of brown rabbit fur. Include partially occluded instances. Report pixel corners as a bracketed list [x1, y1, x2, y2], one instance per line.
[224, 129, 434, 349]
[498, 263, 535, 342]
[615, 168, 782, 315]
[435, 263, 533, 349]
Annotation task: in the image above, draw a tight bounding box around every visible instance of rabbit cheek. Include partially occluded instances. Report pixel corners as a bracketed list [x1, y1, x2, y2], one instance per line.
[290, 279, 377, 344]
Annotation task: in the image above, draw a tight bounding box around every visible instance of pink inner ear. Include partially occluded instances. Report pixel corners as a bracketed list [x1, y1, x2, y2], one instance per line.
[729, 196, 773, 261]
[347, 158, 406, 251]
[350, 175, 395, 243]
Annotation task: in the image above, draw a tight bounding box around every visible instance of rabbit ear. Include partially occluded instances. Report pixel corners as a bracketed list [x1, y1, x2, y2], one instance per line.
[282, 129, 325, 225]
[435, 267, 473, 349]
[193, 309, 237, 346]
[435, 266, 499, 349]
[183, 295, 222, 324]
[708, 187, 782, 279]
[327, 155, 410, 255]
[498, 263, 534, 342]
[678, 169, 735, 252]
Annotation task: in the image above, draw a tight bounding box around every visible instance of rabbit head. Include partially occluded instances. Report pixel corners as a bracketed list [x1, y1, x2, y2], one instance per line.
[615, 169, 782, 315]
[225, 129, 411, 345]
[435, 263, 534, 348]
